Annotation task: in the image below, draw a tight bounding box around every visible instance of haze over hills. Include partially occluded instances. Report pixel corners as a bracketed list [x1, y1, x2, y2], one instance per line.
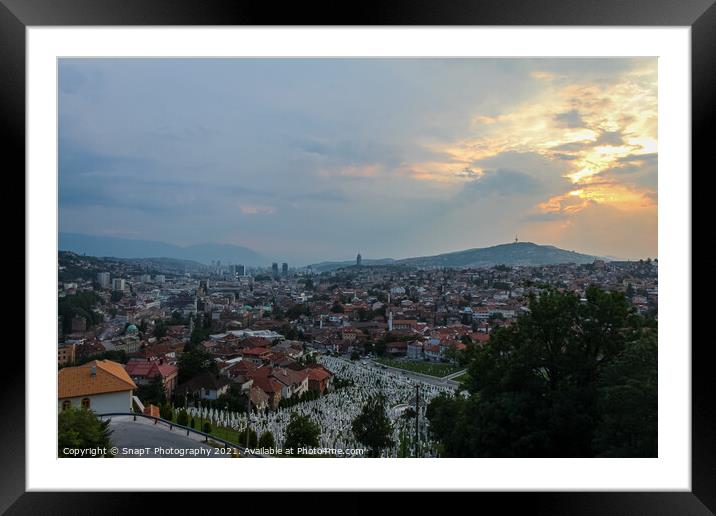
[59, 232, 265, 266]
[309, 242, 606, 272]
[60, 233, 606, 271]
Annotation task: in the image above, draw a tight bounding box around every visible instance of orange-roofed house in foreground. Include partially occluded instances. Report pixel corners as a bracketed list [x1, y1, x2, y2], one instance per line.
[58, 360, 137, 414]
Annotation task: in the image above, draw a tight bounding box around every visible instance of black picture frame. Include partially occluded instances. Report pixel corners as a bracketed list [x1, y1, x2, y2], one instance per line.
[3, 0, 710, 513]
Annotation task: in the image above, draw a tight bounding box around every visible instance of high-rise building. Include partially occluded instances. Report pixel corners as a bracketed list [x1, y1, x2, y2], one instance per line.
[97, 272, 111, 289]
[282, 262, 288, 276]
[356, 253, 362, 266]
[112, 278, 126, 291]
[272, 263, 279, 277]
[155, 274, 165, 284]
[237, 264, 245, 276]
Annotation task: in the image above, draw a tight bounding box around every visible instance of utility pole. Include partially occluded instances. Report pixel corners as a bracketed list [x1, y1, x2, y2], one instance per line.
[245, 393, 251, 450]
[414, 384, 420, 458]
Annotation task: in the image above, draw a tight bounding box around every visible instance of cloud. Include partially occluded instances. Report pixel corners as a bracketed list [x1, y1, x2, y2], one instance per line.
[462, 169, 542, 197]
[553, 109, 585, 128]
[58, 57, 658, 262]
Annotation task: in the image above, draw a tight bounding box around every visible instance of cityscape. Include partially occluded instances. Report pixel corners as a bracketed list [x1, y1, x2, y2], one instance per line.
[57, 58, 657, 458]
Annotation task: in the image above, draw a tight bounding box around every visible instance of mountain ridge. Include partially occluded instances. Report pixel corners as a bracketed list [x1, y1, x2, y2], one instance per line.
[59, 232, 265, 266]
[309, 242, 606, 272]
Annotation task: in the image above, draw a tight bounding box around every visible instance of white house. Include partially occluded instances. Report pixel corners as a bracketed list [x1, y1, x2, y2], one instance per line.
[58, 360, 137, 414]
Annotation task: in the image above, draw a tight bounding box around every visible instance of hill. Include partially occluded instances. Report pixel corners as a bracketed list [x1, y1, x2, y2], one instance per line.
[395, 242, 603, 268]
[310, 242, 604, 272]
[59, 232, 266, 266]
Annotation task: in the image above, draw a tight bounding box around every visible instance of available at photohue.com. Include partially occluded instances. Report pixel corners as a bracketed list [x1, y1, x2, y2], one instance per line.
[57, 58, 657, 458]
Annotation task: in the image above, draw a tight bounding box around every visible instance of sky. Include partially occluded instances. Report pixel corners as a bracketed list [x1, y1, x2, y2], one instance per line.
[59, 58, 657, 264]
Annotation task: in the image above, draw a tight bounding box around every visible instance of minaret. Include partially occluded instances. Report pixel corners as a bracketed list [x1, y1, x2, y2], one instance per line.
[388, 311, 393, 332]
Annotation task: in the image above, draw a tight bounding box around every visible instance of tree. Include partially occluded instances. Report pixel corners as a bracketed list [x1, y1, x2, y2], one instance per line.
[284, 413, 321, 453]
[258, 431, 276, 449]
[176, 409, 189, 427]
[160, 403, 173, 421]
[330, 302, 345, 313]
[153, 319, 168, 338]
[58, 407, 113, 457]
[427, 286, 657, 458]
[592, 331, 657, 457]
[351, 394, 393, 457]
[202, 421, 212, 434]
[239, 428, 258, 448]
[136, 375, 167, 406]
[374, 340, 387, 357]
[178, 347, 218, 384]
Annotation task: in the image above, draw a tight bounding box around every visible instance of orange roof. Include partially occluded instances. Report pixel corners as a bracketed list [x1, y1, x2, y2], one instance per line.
[59, 360, 137, 399]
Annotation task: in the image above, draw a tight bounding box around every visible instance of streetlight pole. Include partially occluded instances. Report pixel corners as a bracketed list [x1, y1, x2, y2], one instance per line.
[245, 393, 251, 449]
[414, 384, 419, 458]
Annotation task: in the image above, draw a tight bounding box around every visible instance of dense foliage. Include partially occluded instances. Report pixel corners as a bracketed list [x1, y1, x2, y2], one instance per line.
[426, 286, 657, 458]
[58, 291, 103, 333]
[284, 413, 321, 452]
[351, 394, 394, 457]
[58, 407, 113, 457]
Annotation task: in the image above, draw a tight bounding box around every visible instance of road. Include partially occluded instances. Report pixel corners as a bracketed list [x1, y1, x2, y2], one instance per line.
[105, 415, 226, 458]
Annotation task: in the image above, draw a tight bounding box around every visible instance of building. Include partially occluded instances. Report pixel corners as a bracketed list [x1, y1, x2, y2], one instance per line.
[155, 274, 165, 284]
[307, 365, 333, 394]
[407, 341, 424, 360]
[272, 263, 279, 277]
[356, 253, 362, 266]
[176, 371, 231, 400]
[58, 360, 137, 414]
[282, 262, 288, 276]
[58, 343, 76, 366]
[112, 278, 126, 291]
[97, 272, 111, 289]
[271, 367, 309, 399]
[124, 358, 179, 396]
[237, 265, 245, 276]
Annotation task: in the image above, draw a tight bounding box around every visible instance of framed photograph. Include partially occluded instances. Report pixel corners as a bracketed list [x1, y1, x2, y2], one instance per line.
[5, 0, 711, 512]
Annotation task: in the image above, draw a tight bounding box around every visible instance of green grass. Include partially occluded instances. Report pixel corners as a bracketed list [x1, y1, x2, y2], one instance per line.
[170, 412, 243, 445]
[373, 358, 463, 378]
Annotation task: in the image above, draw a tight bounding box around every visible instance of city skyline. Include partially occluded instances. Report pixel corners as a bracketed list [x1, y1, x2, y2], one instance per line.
[59, 58, 657, 263]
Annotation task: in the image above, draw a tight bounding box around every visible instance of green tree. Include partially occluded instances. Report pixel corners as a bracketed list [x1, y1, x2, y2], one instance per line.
[374, 340, 387, 357]
[239, 428, 258, 448]
[153, 319, 168, 338]
[330, 302, 345, 313]
[136, 375, 167, 406]
[427, 286, 657, 458]
[592, 330, 657, 457]
[258, 431, 276, 449]
[160, 403, 173, 421]
[351, 394, 394, 457]
[202, 421, 212, 434]
[58, 407, 113, 457]
[178, 347, 218, 383]
[176, 409, 189, 427]
[284, 413, 321, 453]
